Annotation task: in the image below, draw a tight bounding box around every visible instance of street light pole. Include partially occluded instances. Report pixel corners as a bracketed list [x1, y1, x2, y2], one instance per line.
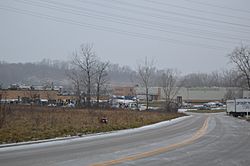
[247, 108, 249, 119]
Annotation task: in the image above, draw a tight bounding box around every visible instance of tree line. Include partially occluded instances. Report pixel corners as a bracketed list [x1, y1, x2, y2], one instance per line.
[67, 43, 249, 110]
[1, 43, 250, 110]
[0, 52, 247, 90]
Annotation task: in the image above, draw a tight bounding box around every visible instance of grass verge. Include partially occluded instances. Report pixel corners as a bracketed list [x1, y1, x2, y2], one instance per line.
[0, 105, 185, 144]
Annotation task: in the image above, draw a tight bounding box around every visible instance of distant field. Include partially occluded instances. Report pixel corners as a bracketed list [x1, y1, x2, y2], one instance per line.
[187, 109, 226, 113]
[0, 105, 184, 144]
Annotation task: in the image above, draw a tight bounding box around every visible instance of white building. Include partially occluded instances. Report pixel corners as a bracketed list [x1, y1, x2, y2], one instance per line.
[135, 87, 243, 103]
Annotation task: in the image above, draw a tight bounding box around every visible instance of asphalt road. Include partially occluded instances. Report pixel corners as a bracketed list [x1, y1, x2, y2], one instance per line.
[0, 113, 249, 166]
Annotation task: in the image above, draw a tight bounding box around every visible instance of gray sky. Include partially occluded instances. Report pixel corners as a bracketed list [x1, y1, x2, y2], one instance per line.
[1, 0, 250, 74]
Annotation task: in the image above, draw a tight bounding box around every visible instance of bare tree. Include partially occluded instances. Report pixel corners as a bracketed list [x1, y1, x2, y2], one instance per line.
[137, 57, 155, 110]
[66, 68, 84, 107]
[209, 71, 221, 87]
[224, 89, 236, 100]
[159, 69, 180, 112]
[72, 44, 97, 107]
[95, 61, 109, 107]
[107, 64, 137, 85]
[221, 69, 242, 87]
[229, 45, 250, 89]
[181, 73, 208, 87]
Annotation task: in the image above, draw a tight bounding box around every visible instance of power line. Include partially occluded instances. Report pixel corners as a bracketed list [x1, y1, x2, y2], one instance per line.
[185, 0, 250, 14]
[142, 0, 250, 21]
[77, 0, 250, 35]
[42, 0, 250, 38]
[15, 0, 250, 44]
[95, 0, 250, 28]
[0, 5, 230, 50]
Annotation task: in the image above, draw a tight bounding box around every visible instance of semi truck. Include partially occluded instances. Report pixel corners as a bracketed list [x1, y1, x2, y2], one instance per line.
[226, 99, 250, 117]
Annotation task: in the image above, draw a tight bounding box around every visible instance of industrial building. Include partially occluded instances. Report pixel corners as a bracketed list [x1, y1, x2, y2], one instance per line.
[135, 87, 244, 103]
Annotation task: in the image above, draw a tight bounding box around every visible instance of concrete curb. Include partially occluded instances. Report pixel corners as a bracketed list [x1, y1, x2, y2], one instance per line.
[0, 131, 117, 148]
[0, 136, 80, 148]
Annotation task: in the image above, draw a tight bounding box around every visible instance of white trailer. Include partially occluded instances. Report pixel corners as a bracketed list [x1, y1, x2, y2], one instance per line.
[226, 99, 250, 117]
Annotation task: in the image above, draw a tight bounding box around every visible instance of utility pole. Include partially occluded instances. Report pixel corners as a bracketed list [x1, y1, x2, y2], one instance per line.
[234, 98, 236, 113]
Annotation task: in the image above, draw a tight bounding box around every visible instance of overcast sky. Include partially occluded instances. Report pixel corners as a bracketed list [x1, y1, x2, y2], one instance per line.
[1, 0, 250, 74]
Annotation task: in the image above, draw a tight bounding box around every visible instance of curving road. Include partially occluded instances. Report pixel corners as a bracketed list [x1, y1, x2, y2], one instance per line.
[0, 113, 249, 166]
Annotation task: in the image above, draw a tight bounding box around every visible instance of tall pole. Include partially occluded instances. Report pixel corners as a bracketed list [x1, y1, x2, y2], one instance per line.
[247, 107, 249, 119]
[234, 98, 236, 114]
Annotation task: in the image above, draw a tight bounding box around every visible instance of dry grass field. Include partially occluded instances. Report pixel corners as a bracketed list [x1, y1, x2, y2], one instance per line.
[0, 105, 184, 144]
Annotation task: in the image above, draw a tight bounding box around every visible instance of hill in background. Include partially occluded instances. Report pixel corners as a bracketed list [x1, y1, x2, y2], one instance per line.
[0, 59, 136, 89]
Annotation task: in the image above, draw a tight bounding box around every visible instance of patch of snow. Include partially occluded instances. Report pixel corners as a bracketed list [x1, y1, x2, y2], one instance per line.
[178, 109, 190, 112]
